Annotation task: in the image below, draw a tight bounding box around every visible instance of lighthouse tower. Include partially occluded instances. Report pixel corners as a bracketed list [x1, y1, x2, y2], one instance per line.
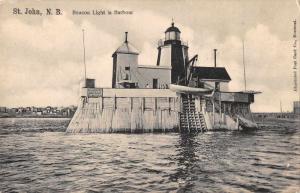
[112, 32, 139, 88]
[156, 22, 189, 84]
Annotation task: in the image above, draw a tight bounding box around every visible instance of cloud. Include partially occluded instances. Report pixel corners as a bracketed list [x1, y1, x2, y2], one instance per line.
[190, 24, 297, 112]
[121, 10, 195, 66]
[0, 7, 297, 112]
[243, 24, 296, 112]
[0, 14, 118, 107]
[127, 15, 297, 112]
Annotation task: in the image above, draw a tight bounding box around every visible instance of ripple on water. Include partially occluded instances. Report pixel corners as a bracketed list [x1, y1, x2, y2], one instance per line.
[0, 118, 299, 192]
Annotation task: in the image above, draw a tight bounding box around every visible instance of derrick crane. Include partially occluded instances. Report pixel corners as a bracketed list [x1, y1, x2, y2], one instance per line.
[186, 54, 198, 85]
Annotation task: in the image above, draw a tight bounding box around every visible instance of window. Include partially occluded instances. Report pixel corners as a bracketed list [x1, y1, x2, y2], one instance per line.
[165, 32, 170, 40]
[170, 32, 176, 40]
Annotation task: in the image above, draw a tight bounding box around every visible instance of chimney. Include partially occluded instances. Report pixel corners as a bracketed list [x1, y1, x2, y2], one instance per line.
[125, 32, 128, 43]
[213, 49, 219, 91]
[213, 49, 217, 67]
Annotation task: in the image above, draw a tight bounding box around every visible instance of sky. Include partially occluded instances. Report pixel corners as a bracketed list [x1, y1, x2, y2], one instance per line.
[0, 0, 299, 112]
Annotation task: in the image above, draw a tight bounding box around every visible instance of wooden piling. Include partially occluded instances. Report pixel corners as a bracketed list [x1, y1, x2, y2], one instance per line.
[67, 94, 180, 133]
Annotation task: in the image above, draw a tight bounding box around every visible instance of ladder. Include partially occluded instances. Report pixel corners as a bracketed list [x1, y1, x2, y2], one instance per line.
[180, 94, 207, 132]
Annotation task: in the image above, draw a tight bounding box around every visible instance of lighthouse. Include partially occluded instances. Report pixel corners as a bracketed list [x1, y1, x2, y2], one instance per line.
[110, 22, 192, 89]
[156, 22, 189, 84]
[67, 21, 260, 134]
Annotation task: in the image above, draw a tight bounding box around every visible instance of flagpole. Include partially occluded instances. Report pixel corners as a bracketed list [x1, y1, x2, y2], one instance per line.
[82, 29, 87, 81]
[243, 40, 247, 91]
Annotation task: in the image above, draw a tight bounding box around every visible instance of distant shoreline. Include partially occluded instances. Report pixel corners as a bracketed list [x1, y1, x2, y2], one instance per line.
[0, 115, 72, 119]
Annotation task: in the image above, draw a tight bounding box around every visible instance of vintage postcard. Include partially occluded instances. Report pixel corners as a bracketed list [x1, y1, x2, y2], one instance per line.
[0, 0, 299, 192]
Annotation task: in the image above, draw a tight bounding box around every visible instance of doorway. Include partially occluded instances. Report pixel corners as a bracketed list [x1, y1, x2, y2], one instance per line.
[153, 79, 158, 89]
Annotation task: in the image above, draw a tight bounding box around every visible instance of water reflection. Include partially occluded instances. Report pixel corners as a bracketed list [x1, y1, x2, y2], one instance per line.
[171, 133, 199, 191]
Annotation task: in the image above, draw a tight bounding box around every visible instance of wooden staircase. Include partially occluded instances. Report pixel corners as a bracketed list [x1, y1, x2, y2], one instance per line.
[180, 94, 207, 132]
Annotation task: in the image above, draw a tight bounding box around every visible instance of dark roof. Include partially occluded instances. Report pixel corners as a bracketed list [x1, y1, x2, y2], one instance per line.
[191, 66, 231, 82]
[165, 22, 181, 33]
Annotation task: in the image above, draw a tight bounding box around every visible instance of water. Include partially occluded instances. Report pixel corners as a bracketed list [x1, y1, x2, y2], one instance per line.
[0, 118, 299, 192]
